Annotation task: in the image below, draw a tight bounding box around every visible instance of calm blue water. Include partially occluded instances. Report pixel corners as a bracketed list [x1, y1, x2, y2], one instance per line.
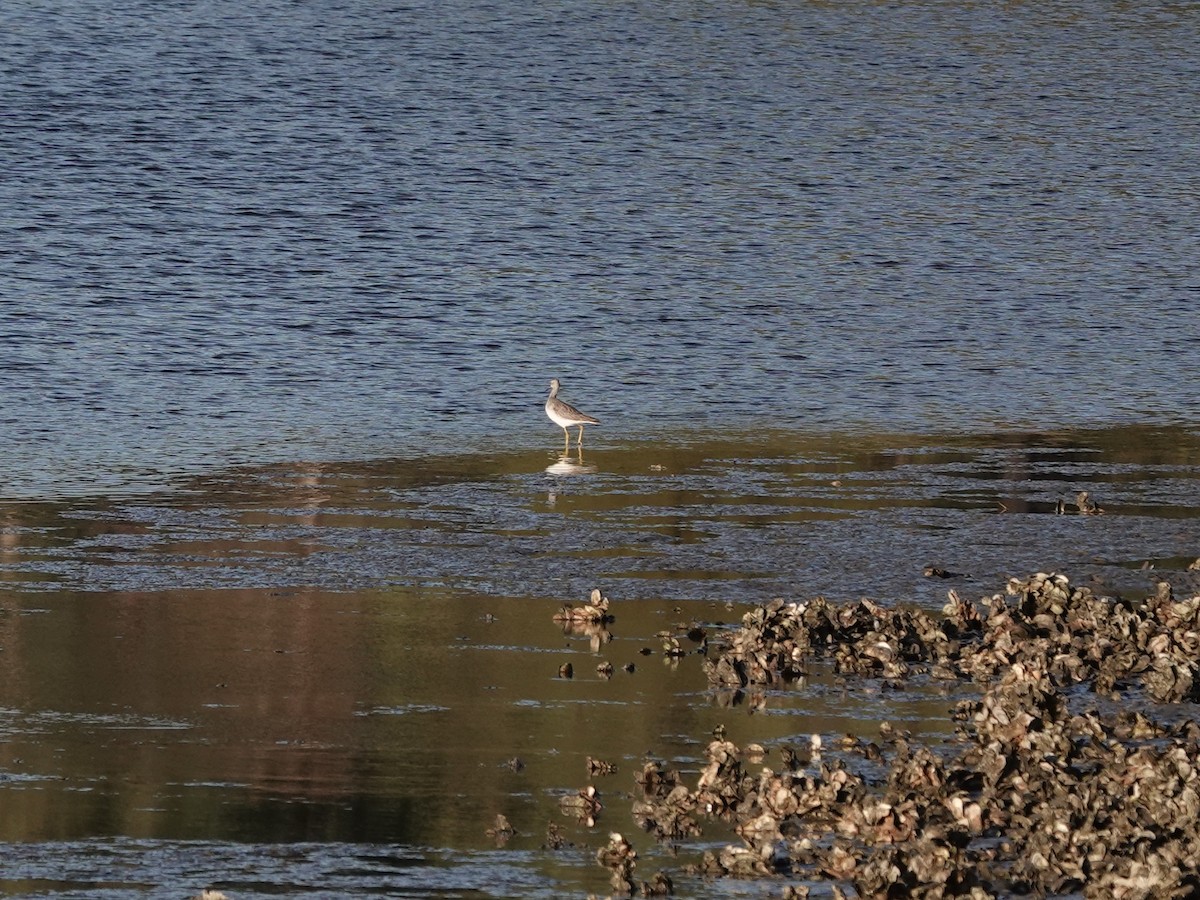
[2, 0, 1199, 497]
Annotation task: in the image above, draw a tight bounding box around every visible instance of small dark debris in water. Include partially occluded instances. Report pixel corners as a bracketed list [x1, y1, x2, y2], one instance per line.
[922, 564, 962, 578]
[623, 662, 636, 674]
[503, 757, 524, 772]
[558, 662, 574, 679]
[639, 647, 653, 656]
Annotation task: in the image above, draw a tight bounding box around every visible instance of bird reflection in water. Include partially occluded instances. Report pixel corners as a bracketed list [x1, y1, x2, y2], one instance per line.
[545, 449, 597, 477]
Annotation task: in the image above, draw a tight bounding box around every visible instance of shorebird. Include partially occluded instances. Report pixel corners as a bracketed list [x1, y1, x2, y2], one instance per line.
[545, 378, 599, 447]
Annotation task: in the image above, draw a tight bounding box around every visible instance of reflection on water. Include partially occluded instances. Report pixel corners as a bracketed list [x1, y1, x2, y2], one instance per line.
[545, 450, 598, 478]
[1, 426, 1198, 895]
[5, 425, 1197, 601]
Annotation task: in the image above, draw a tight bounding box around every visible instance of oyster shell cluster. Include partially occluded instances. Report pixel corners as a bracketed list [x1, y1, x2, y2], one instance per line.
[625, 571, 1200, 897]
[704, 571, 1200, 703]
[554, 588, 614, 625]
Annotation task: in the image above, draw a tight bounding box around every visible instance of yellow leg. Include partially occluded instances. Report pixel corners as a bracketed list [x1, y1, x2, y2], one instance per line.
[577, 426, 585, 446]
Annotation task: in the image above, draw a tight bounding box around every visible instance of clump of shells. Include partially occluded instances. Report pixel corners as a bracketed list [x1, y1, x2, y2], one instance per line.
[554, 588, 614, 624]
[628, 570, 1200, 897]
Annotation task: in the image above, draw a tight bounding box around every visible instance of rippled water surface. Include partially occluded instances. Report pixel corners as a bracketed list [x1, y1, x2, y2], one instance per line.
[2, 0, 1199, 895]
[3, 0, 1200, 496]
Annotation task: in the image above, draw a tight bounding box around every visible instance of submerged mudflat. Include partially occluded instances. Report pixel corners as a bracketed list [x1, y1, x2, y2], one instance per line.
[1, 426, 1198, 897]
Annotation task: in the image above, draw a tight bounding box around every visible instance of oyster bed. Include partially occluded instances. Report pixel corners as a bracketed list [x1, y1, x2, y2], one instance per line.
[595, 570, 1200, 899]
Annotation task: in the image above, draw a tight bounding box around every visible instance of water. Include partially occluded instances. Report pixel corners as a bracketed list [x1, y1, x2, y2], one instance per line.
[3, 428, 1199, 896]
[3, 0, 1199, 497]
[2, 0, 1200, 895]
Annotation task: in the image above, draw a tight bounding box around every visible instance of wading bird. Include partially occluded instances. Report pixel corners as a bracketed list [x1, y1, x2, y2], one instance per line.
[545, 378, 599, 447]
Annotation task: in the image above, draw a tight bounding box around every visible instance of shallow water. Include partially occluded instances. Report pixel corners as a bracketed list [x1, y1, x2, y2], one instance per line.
[7, 426, 1197, 601]
[3, 426, 1199, 896]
